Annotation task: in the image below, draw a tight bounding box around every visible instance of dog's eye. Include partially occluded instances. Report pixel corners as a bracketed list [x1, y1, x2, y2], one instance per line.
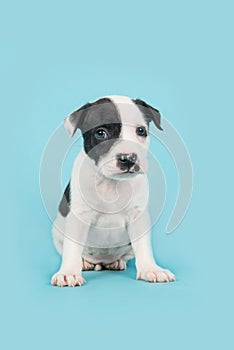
[136, 126, 147, 137]
[95, 128, 108, 140]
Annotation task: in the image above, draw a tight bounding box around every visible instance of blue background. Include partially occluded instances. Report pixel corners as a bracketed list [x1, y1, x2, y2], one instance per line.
[1, 1, 233, 349]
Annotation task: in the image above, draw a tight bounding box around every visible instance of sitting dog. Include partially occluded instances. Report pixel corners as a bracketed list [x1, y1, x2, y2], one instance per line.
[51, 95, 176, 286]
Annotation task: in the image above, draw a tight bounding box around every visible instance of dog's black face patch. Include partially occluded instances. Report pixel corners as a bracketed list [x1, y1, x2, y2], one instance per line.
[77, 98, 122, 163]
[83, 123, 122, 164]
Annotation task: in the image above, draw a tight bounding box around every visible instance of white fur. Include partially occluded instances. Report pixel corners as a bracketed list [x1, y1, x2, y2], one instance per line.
[51, 96, 176, 286]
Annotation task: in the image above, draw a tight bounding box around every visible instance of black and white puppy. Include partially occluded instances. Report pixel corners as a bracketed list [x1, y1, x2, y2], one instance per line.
[52, 95, 176, 286]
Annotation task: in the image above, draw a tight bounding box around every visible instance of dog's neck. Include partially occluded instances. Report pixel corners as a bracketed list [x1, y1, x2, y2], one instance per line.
[72, 149, 136, 212]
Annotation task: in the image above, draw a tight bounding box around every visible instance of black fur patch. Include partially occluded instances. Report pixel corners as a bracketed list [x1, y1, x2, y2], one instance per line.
[58, 181, 70, 217]
[68, 98, 121, 134]
[74, 98, 122, 163]
[83, 123, 121, 164]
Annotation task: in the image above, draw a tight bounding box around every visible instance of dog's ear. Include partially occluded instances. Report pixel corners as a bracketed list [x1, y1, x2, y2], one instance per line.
[64, 103, 91, 137]
[134, 99, 163, 130]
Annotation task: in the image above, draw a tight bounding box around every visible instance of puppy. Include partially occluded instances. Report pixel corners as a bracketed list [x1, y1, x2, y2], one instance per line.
[51, 95, 175, 286]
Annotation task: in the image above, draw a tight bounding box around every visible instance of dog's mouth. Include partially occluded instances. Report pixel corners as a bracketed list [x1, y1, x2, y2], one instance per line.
[121, 170, 140, 175]
[128, 164, 141, 172]
[98, 160, 144, 180]
[116, 164, 143, 176]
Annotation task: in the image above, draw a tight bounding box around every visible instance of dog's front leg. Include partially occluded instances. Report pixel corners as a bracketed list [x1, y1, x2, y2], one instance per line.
[128, 211, 176, 283]
[51, 212, 90, 287]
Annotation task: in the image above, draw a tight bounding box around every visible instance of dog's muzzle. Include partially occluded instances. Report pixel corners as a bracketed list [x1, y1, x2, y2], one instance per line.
[116, 153, 140, 173]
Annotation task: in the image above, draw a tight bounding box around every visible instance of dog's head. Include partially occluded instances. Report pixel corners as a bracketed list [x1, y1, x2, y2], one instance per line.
[64, 95, 163, 179]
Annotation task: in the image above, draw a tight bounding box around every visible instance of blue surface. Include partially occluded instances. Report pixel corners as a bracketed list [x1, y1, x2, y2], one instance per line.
[1, 1, 233, 349]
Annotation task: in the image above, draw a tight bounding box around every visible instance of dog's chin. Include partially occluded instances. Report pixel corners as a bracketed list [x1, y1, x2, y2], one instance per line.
[114, 172, 141, 180]
[102, 168, 143, 181]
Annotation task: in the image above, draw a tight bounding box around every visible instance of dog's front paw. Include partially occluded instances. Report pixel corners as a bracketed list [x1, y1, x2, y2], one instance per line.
[51, 272, 86, 287]
[137, 266, 176, 283]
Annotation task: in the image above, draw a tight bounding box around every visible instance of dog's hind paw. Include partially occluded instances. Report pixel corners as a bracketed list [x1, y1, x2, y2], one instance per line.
[104, 259, 126, 271]
[82, 259, 95, 271]
[82, 259, 103, 271]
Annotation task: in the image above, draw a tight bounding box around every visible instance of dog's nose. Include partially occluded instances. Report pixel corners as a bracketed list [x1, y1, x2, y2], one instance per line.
[116, 153, 138, 170]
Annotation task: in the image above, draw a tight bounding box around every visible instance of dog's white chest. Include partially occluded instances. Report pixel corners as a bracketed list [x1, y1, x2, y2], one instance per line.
[88, 212, 128, 247]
